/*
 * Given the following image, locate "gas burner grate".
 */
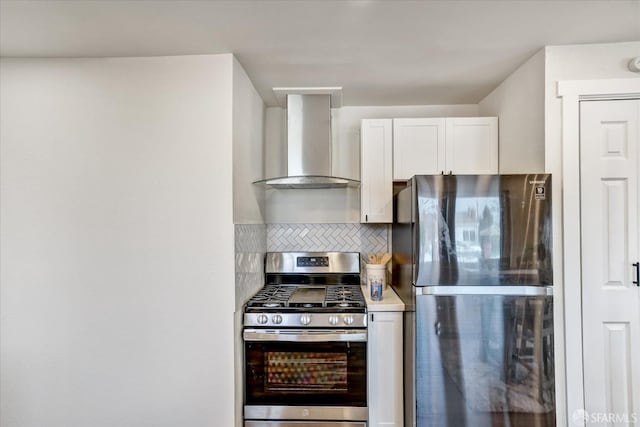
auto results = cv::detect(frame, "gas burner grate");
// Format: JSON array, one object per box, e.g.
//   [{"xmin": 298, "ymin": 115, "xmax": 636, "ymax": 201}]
[
  {"xmin": 246, "ymin": 284, "xmax": 366, "ymax": 310},
  {"xmin": 325, "ymin": 285, "xmax": 366, "ymax": 308},
  {"xmin": 245, "ymin": 285, "xmax": 295, "ymax": 308}
]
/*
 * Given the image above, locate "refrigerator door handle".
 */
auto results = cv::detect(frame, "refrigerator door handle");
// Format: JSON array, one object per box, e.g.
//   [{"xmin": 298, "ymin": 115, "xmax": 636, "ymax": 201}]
[
  {"xmin": 434, "ymin": 321, "xmax": 441, "ymax": 336},
  {"xmin": 415, "ymin": 285, "xmax": 553, "ymax": 296}
]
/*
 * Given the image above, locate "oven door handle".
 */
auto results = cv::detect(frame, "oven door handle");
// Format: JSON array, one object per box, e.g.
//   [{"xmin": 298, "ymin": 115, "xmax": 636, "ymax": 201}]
[{"xmin": 243, "ymin": 329, "xmax": 367, "ymax": 342}]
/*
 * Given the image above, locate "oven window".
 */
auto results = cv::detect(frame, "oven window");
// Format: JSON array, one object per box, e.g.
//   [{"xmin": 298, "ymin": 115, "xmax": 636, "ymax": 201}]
[
  {"xmin": 265, "ymin": 352, "xmax": 348, "ymax": 392},
  {"xmin": 245, "ymin": 341, "xmax": 366, "ymax": 406}
]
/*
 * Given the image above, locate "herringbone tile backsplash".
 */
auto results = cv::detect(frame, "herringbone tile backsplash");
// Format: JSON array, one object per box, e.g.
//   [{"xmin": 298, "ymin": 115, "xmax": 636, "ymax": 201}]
[
  {"xmin": 235, "ymin": 223, "xmax": 390, "ymax": 305},
  {"xmin": 267, "ymin": 223, "xmax": 389, "ymax": 254}
]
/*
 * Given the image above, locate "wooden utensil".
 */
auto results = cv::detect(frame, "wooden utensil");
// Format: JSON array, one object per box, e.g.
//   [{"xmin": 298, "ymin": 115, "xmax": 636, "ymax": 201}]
[{"xmin": 379, "ymin": 253, "xmax": 391, "ymax": 265}]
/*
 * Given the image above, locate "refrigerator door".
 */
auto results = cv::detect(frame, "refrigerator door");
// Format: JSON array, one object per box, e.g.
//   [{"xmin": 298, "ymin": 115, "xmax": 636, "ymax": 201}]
[
  {"xmin": 412, "ymin": 174, "xmax": 552, "ymax": 287},
  {"xmin": 415, "ymin": 293, "xmax": 555, "ymax": 427}
]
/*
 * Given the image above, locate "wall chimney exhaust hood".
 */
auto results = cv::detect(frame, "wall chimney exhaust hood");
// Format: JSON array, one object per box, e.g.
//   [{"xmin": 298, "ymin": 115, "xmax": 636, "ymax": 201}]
[{"xmin": 253, "ymin": 88, "xmax": 359, "ymax": 189}]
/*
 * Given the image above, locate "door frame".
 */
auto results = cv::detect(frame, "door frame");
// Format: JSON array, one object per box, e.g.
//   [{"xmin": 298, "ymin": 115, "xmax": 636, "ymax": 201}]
[{"xmin": 557, "ymin": 78, "xmax": 640, "ymax": 426}]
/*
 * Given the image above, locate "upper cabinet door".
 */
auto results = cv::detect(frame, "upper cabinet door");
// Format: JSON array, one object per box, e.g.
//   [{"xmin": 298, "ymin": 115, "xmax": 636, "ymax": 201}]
[
  {"xmin": 445, "ymin": 117, "xmax": 498, "ymax": 174},
  {"xmin": 361, "ymin": 119, "xmax": 393, "ymax": 223},
  {"xmin": 393, "ymin": 118, "xmax": 446, "ymax": 180}
]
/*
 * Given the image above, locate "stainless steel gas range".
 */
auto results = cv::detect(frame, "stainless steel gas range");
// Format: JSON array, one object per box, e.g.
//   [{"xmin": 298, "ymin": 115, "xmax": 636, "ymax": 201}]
[{"xmin": 243, "ymin": 252, "xmax": 368, "ymax": 427}]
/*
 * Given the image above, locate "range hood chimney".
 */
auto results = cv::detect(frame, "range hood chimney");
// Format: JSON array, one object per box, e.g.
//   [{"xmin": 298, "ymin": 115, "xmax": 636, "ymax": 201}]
[{"xmin": 254, "ymin": 91, "xmax": 359, "ymax": 189}]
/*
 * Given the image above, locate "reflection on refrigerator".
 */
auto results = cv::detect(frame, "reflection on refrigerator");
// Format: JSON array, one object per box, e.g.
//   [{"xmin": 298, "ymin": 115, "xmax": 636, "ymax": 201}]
[{"xmin": 416, "ymin": 294, "xmax": 554, "ymax": 427}]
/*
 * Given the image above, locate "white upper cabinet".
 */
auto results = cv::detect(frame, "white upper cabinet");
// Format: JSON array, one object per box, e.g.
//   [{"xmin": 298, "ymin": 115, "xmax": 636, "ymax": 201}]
[
  {"xmin": 393, "ymin": 118, "xmax": 446, "ymax": 180},
  {"xmin": 392, "ymin": 117, "xmax": 498, "ymax": 180},
  {"xmin": 361, "ymin": 116, "xmax": 498, "ymax": 223},
  {"xmin": 360, "ymin": 119, "xmax": 393, "ymax": 223},
  {"xmin": 445, "ymin": 117, "xmax": 498, "ymax": 174}
]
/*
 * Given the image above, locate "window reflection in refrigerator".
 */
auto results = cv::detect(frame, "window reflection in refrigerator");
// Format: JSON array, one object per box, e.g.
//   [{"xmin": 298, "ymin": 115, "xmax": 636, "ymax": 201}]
[{"xmin": 454, "ymin": 197, "xmax": 501, "ymax": 270}]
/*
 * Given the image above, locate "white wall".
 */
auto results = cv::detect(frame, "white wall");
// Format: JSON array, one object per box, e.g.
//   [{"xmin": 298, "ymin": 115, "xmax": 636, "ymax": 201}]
[
  {"xmin": 0, "ymin": 55, "xmax": 236, "ymax": 427},
  {"xmin": 264, "ymin": 104, "xmax": 479, "ymax": 223},
  {"xmin": 479, "ymin": 49, "xmax": 545, "ymax": 173},
  {"xmin": 478, "ymin": 41, "xmax": 640, "ymax": 176},
  {"xmin": 230, "ymin": 56, "xmax": 266, "ymax": 427},
  {"xmin": 545, "ymin": 41, "xmax": 640, "ymax": 182},
  {"xmin": 233, "ymin": 57, "xmax": 265, "ymax": 224}
]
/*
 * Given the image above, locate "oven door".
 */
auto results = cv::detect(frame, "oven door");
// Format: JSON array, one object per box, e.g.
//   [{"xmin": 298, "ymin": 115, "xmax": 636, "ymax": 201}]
[{"xmin": 243, "ymin": 329, "xmax": 367, "ymax": 421}]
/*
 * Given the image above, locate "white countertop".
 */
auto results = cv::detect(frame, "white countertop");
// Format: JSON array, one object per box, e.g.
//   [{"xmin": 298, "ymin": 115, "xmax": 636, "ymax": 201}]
[{"xmin": 362, "ymin": 284, "xmax": 405, "ymax": 311}]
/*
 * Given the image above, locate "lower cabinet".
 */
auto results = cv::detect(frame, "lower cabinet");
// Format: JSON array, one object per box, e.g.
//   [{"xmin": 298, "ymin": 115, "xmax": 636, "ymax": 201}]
[{"xmin": 368, "ymin": 310, "xmax": 403, "ymax": 426}]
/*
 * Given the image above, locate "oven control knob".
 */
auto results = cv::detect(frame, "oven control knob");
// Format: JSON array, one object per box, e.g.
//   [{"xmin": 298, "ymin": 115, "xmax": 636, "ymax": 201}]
[
  {"xmin": 257, "ymin": 314, "xmax": 269, "ymax": 325},
  {"xmin": 272, "ymin": 314, "xmax": 283, "ymax": 325},
  {"xmin": 343, "ymin": 315, "xmax": 354, "ymax": 326},
  {"xmin": 329, "ymin": 315, "xmax": 339, "ymax": 326},
  {"xmin": 300, "ymin": 314, "xmax": 312, "ymax": 326}
]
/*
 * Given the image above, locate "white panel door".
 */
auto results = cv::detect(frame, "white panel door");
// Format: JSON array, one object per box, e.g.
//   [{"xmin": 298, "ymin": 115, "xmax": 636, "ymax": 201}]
[
  {"xmin": 361, "ymin": 119, "xmax": 393, "ymax": 223},
  {"xmin": 580, "ymin": 99, "xmax": 640, "ymax": 426},
  {"xmin": 445, "ymin": 117, "xmax": 498, "ymax": 174},
  {"xmin": 392, "ymin": 118, "xmax": 446, "ymax": 180}
]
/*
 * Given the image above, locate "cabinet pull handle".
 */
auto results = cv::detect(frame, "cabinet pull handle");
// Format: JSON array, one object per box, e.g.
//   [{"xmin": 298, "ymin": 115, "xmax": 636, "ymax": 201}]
[
  {"xmin": 634, "ymin": 262, "xmax": 639, "ymax": 286},
  {"xmin": 365, "ymin": 214, "xmax": 368, "ymax": 222},
  {"xmin": 371, "ymin": 313, "xmax": 375, "ymax": 322}
]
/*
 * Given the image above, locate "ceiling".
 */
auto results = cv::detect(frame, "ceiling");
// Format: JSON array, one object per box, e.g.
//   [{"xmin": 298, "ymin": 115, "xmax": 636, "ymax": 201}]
[{"xmin": 1, "ymin": 0, "xmax": 639, "ymax": 106}]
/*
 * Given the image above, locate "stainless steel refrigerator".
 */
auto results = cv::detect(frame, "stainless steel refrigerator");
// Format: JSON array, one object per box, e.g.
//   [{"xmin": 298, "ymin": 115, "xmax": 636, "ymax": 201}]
[{"xmin": 392, "ymin": 174, "xmax": 555, "ymax": 427}]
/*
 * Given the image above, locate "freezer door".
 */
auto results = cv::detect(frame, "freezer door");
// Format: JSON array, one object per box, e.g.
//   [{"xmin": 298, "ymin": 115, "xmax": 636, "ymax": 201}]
[
  {"xmin": 414, "ymin": 294, "xmax": 555, "ymax": 427},
  {"xmin": 412, "ymin": 174, "xmax": 552, "ymax": 287}
]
